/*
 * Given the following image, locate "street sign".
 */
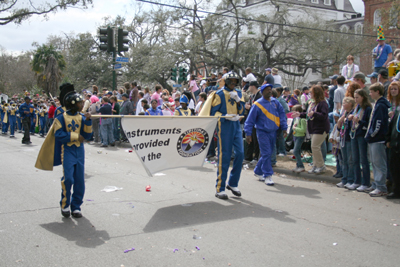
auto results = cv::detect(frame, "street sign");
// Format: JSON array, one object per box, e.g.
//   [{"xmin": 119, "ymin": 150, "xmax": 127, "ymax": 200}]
[
  {"xmin": 116, "ymin": 57, "xmax": 129, "ymax": 62},
  {"xmin": 173, "ymin": 84, "xmax": 182, "ymax": 87},
  {"xmin": 114, "ymin": 64, "xmax": 122, "ymax": 69}
]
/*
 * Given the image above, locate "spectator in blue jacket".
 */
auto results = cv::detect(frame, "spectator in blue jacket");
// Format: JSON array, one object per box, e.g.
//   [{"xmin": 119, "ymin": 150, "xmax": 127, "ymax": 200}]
[{"xmin": 365, "ymin": 83, "xmax": 391, "ymax": 197}]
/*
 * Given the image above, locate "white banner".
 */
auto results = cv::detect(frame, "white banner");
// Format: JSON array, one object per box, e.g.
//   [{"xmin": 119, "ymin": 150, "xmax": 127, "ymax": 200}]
[{"xmin": 121, "ymin": 116, "xmax": 219, "ymax": 176}]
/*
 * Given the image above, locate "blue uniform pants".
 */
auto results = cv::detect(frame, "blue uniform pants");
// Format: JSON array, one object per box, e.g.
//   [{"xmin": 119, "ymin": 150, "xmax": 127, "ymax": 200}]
[
  {"xmin": 215, "ymin": 120, "xmax": 244, "ymax": 192},
  {"xmin": 2, "ymin": 121, "xmax": 9, "ymax": 133},
  {"xmin": 39, "ymin": 117, "xmax": 46, "ymax": 135},
  {"xmin": 17, "ymin": 117, "xmax": 22, "ymax": 131},
  {"xmin": 9, "ymin": 116, "xmax": 16, "ymax": 136},
  {"xmin": 255, "ymin": 130, "xmax": 276, "ymax": 177},
  {"xmin": 60, "ymin": 145, "xmax": 85, "ymax": 212},
  {"xmin": 30, "ymin": 119, "xmax": 35, "ymax": 133}
]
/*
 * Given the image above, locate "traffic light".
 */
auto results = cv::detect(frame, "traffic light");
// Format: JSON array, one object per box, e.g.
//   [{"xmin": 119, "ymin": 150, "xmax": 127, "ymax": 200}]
[
  {"xmin": 178, "ymin": 67, "xmax": 187, "ymax": 83},
  {"xmin": 117, "ymin": 28, "xmax": 129, "ymax": 53},
  {"xmin": 99, "ymin": 27, "xmax": 114, "ymax": 52},
  {"xmin": 171, "ymin": 67, "xmax": 177, "ymax": 82}
]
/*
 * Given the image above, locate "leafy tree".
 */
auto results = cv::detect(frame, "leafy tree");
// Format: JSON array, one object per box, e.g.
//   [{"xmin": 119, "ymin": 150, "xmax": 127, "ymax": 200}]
[
  {"xmin": 31, "ymin": 44, "xmax": 66, "ymax": 96},
  {"xmin": 0, "ymin": 0, "xmax": 92, "ymax": 25},
  {"xmin": 0, "ymin": 46, "xmax": 36, "ymax": 95}
]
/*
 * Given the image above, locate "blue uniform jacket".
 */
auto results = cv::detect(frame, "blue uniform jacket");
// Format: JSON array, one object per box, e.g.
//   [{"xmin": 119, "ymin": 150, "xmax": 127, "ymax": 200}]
[
  {"xmin": 55, "ymin": 106, "xmax": 66, "ymax": 118},
  {"xmin": 53, "ymin": 111, "xmax": 93, "ymax": 165},
  {"xmin": 210, "ymin": 87, "xmax": 244, "ymax": 122},
  {"xmin": 244, "ymin": 97, "xmax": 287, "ymax": 136},
  {"xmin": 18, "ymin": 102, "xmax": 34, "ymax": 119}
]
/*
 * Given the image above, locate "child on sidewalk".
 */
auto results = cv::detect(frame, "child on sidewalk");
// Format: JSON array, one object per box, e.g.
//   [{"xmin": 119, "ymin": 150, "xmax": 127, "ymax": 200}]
[{"xmin": 291, "ymin": 105, "xmax": 307, "ymax": 173}]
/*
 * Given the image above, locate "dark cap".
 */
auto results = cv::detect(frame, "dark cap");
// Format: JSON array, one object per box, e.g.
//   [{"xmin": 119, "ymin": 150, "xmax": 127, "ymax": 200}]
[
  {"xmin": 283, "ymin": 87, "xmax": 290, "ymax": 91},
  {"xmin": 249, "ymin": 81, "xmax": 259, "ymax": 88},
  {"xmin": 367, "ymin": 72, "xmax": 378, "ymax": 78},
  {"xmin": 106, "ymin": 91, "xmax": 113, "ymax": 95},
  {"xmin": 329, "ymin": 74, "xmax": 338, "ymax": 80},
  {"xmin": 353, "ymin": 72, "xmax": 366, "ymax": 81},
  {"xmin": 121, "ymin": 93, "xmax": 129, "ymax": 98},
  {"xmin": 24, "ymin": 96, "xmax": 31, "ymax": 100},
  {"xmin": 302, "ymin": 86, "xmax": 309, "ymax": 92},
  {"xmin": 378, "ymin": 69, "xmax": 388, "ymax": 78}
]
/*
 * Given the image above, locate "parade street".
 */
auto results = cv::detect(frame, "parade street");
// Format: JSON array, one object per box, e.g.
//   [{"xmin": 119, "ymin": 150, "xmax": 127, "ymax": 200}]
[{"xmin": 0, "ymin": 134, "xmax": 399, "ymax": 267}]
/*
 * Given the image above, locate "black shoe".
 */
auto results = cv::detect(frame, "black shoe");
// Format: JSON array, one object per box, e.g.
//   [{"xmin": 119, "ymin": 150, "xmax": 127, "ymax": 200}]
[
  {"xmin": 333, "ymin": 174, "xmax": 342, "ymax": 178},
  {"xmin": 387, "ymin": 193, "xmax": 400, "ymax": 199},
  {"xmin": 215, "ymin": 191, "xmax": 228, "ymax": 199},
  {"xmin": 22, "ymin": 141, "xmax": 32, "ymax": 144},
  {"xmin": 61, "ymin": 209, "xmax": 70, "ymax": 218},
  {"xmin": 71, "ymin": 211, "xmax": 82, "ymax": 218},
  {"xmin": 110, "ymin": 142, "xmax": 115, "ymax": 147},
  {"xmin": 100, "ymin": 144, "xmax": 108, "ymax": 147},
  {"xmin": 226, "ymin": 185, "xmax": 241, "ymax": 197}
]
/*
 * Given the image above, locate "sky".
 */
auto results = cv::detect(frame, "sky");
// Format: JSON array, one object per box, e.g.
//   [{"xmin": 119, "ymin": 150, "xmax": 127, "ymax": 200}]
[{"xmin": 0, "ymin": 0, "xmax": 365, "ymax": 54}]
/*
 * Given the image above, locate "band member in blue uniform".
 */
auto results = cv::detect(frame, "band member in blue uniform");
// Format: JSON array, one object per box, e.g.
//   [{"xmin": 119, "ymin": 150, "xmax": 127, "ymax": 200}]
[
  {"xmin": 38, "ymin": 103, "xmax": 48, "ymax": 137},
  {"xmin": 16, "ymin": 105, "xmax": 22, "ymax": 133},
  {"xmin": 174, "ymin": 95, "xmax": 192, "ymax": 116},
  {"xmin": 244, "ymin": 84, "xmax": 288, "ymax": 186},
  {"xmin": 2, "ymin": 103, "xmax": 9, "ymax": 134},
  {"xmin": 8, "ymin": 102, "xmax": 18, "ymax": 138},
  {"xmin": 209, "ymin": 72, "xmax": 245, "ymax": 199},
  {"xmin": 35, "ymin": 86, "xmax": 92, "ymax": 219},
  {"xmin": 19, "ymin": 96, "xmax": 34, "ymax": 144}
]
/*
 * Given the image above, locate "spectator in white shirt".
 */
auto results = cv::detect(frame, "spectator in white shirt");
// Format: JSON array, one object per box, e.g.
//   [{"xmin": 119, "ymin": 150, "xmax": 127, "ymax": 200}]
[{"xmin": 341, "ymin": 55, "xmax": 359, "ymax": 80}]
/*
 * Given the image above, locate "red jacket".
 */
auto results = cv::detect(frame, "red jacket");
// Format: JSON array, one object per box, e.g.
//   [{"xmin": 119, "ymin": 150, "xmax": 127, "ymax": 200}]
[{"xmin": 48, "ymin": 105, "xmax": 56, "ymax": 119}]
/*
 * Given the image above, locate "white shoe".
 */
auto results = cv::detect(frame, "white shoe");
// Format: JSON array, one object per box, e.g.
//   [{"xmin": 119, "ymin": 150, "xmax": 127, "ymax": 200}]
[
  {"xmin": 254, "ymin": 173, "xmax": 265, "ymax": 181},
  {"xmin": 314, "ymin": 166, "xmax": 326, "ymax": 174},
  {"xmin": 346, "ymin": 183, "xmax": 360, "ymax": 190},
  {"xmin": 365, "ymin": 186, "xmax": 375, "ymax": 193},
  {"xmin": 278, "ymin": 153, "xmax": 285, "ymax": 157},
  {"xmin": 265, "ymin": 176, "xmax": 274, "ymax": 186},
  {"xmin": 294, "ymin": 167, "xmax": 305, "ymax": 173},
  {"xmin": 369, "ymin": 189, "xmax": 388, "ymax": 197},
  {"xmin": 336, "ymin": 182, "xmax": 345, "ymax": 188},
  {"xmin": 215, "ymin": 191, "xmax": 228, "ymax": 199},
  {"xmin": 308, "ymin": 166, "xmax": 317, "ymax": 174},
  {"xmin": 356, "ymin": 185, "xmax": 369, "ymax": 192},
  {"xmin": 344, "ymin": 183, "xmax": 352, "ymax": 189}
]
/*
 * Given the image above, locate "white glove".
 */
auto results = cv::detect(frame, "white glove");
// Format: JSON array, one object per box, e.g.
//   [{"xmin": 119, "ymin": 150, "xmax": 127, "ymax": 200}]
[
  {"xmin": 226, "ymin": 114, "xmax": 240, "ymax": 121},
  {"xmin": 229, "ymin": 91, "xmax": 241, "ymax": 103}
]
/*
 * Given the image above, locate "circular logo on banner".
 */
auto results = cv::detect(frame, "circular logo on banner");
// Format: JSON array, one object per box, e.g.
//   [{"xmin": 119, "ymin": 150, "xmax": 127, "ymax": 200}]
[{"xmin": 177, "ymin": 128, "xmax": 209, "ymax": 157}]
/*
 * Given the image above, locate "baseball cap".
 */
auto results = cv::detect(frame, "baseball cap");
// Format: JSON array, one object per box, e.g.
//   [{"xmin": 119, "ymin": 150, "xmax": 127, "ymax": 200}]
[
  {"xmin": 353, "ymin": 72, "xmax": 366, "ymax": 80},
  {"xmin": 329, "ymin": 74, "xmax": 338, "ymax": 80},
  {"xmin": 378, "ymin": 69, "xmax": 388, "ymax": 78},
  {"xmin": 106, "ymin": 91, "xmax": 113, "ymax": 95},
  {"xmin": 367, "ymin": 72, "xmax": 378, "ymax": 78},
  {"xmin": 121, "ymin": 93, "xmax": 129, "ymax": 98},
  {"xmin": 265, "ymin": 68, "xmax": 272, "ymax": 72}
]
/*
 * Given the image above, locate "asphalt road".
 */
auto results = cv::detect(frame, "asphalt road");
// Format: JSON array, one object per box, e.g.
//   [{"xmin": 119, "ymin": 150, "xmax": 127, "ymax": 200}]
[{"xmin": 0, "ymin": 132, "xmax": 399, "ymax": 267}]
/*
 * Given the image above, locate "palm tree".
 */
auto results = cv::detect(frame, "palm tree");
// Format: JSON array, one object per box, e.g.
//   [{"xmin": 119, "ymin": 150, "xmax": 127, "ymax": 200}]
[{"xmin": 31, "ymin": 44, "xmax": 66, "ymax": 96}]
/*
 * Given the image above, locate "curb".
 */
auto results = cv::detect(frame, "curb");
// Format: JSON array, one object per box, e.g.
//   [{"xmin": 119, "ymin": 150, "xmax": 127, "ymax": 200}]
[{"xmin": 272, "ymin": 167, "xmax": 340, "ymax": 184}]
